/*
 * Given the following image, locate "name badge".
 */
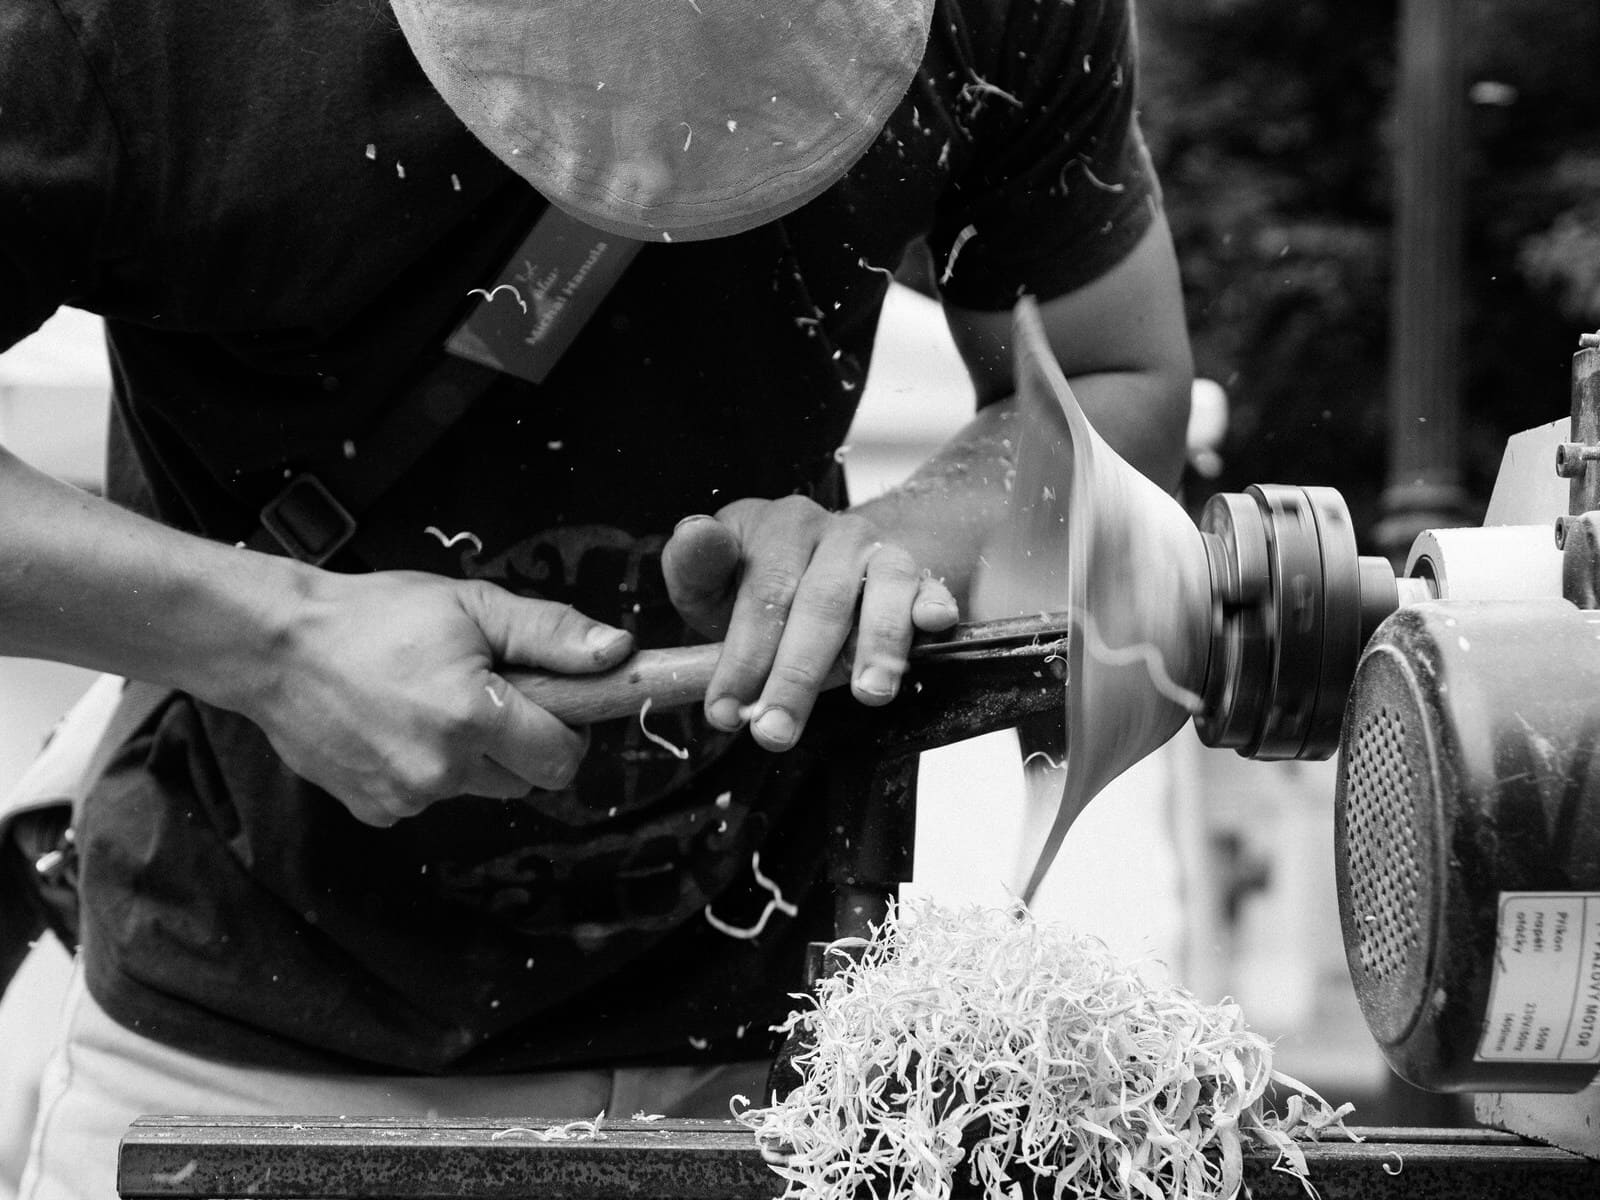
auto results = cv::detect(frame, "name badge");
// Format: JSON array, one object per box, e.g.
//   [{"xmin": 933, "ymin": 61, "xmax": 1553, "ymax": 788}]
[{"xmin": 447, "ymin": 206, "xmax": 643, "ymax": 384}]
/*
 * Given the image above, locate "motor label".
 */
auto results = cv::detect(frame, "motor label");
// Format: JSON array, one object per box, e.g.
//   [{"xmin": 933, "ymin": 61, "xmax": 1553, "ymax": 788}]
[{"xmin": 1476, "ymin": 892, "xmax": 1600, "ymax": 1063}]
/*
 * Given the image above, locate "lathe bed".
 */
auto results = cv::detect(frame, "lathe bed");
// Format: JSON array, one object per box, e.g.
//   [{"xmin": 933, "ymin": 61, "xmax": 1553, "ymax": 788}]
[{"xmin": 119, "ymin": 1116, "xmax": 1600, "ymax": 1200}]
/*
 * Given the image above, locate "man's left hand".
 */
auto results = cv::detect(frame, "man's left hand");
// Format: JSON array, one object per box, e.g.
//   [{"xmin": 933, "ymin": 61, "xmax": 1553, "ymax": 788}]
[{"xmin": 661, "ymin": 497, "xmax": 958, "ymax": 750}]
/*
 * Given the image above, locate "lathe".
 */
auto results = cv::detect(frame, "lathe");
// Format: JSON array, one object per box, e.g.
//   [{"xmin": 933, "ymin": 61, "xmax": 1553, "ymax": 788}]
[{"xmin": 118, "ymin": 312, "xmax": 1600, "ymax": 1197}]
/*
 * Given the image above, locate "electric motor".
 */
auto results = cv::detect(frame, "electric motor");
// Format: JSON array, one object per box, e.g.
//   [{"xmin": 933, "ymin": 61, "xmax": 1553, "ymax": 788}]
[{"xmin": 1335, "ymin": 599, "xmax": 1600, "ymax": 1093}]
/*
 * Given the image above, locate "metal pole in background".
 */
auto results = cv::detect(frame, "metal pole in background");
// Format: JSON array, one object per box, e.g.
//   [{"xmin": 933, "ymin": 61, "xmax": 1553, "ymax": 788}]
[
  {"xmin": 1374, "ymin": 0, "xmax": 1476, "ymax": 1126},
  {"xmin": 1376, "ymin": 0, "xmax": 1475, "ymax": 562}
]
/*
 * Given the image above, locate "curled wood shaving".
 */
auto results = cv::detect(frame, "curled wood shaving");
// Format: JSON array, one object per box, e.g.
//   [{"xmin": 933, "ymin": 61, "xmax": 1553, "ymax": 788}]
[
  {"xmin": 705, "ymin": 851, "xmax": 799, "ymax": 940},
  {"xmin": 149, "ymin": 1162, "xmax": 198, "ymax": 1186},
  {"xmin": 738, "ymin": 901, "xmax": 1354, "ymax": 1200},
  {"xmin": 465, "ymin": 284, "xmax": 528, "ymax": 314},
  {"xmin": 941, "ymin": 225, "xmax": 977, "ymax": 285},
  {"xmin": 1073, "ymin": 155, "xmax": 1126, "ymax": 194},
  {"xmin": 423, "ymin": 525, "xmax": 484, "ymax": 554},
  {"xmin": 639, "ymin": 697, "xmax": 690, "ymax": 760},
  {"xmin": 491, "ymin": 1112, "xmax": 606, "ymax": 1141}
]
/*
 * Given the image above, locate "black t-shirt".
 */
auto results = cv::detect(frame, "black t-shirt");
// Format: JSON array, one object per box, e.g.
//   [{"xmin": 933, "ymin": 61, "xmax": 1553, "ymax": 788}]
[{"xmin": 1, "ymin": 0, "xmax": 1157, "ymax": 1071}]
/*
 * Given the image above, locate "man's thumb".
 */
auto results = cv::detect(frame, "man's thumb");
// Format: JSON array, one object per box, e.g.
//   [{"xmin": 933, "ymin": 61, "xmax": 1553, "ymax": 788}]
[
  {"xmin": 662, "ymin": 514, "xmax": 742, "ymax": 637},
  {"xmin": 464, "ymin": 581, "xmax": 633, "ymax": 673}
]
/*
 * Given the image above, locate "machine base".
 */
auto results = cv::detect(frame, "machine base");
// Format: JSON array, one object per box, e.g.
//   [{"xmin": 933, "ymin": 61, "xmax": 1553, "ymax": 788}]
[
  {"xmin": 1477, "ymin": 1078, "xmax": 1600, "ymax": 1159},
  {"xmin": 118, "ymin": 1116, "xmax": 1600, "ymax": 1199}
]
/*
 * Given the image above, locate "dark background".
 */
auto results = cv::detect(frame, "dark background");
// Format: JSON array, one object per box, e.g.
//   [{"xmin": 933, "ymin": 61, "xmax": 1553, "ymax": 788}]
[{"xmin": 1137, "ymin": 0, "xmax": 1600, "ymax": 541}]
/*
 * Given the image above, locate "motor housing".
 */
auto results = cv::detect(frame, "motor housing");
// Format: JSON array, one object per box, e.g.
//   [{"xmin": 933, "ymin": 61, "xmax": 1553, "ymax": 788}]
[{"xmin": 1335, "ymin": 598, "xmax": 1600, "ymax": 1092}]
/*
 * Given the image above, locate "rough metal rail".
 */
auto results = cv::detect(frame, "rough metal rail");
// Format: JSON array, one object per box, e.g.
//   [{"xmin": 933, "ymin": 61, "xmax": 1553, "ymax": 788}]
[{"xmin": 120, "ymin": 1117, "xmax": 1600, "ymax": 1200}]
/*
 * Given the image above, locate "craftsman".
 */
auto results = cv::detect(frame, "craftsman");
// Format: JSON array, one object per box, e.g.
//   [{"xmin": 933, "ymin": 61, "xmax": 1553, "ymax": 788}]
[{"xmin": 0, "ymin": 1, "xmax": 1191, "ymax": 1197}]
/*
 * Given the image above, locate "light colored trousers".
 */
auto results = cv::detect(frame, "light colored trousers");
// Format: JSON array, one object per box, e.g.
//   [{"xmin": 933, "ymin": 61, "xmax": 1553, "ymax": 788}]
[{"xmin": 7, "ymin": 953, "xmax": 768, "ymax": 1200}]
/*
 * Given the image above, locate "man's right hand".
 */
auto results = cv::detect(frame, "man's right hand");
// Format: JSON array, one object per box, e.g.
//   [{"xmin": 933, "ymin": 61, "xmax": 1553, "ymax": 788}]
[
  {"xmin": 230, "ymin": 571, "xmax": 634, "ymax": 826},
  {"xmin": 0, "ymin": 448, "xmax": 635, "ymax": 827}
]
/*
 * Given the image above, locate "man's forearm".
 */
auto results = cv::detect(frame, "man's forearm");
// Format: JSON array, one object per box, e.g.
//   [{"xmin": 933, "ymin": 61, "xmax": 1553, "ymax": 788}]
[
  {"xmin": 0, "ymin": 445, "xmax": 303, "ymax": 707},
  {"xmin": 848, "ymin": 400, "xmax": 1017, "ymax": 609},
  {"xmin": 849, "ymin": 365, "xmax": 1189, "ymax": 612},
  {"xmin": 1069, "ymin": 368, "xmax": 1192, "ymax": 495}
]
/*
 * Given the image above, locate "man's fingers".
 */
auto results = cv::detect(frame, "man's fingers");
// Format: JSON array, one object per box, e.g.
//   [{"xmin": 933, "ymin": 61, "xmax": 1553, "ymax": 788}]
[
  {"xmin": 848, "ymin": 545, "xmax": 924, "ymax": 707},
  {"xmin": 479, "ymin": 676, "xmax": 591, "ymax": 791},
  {"xmin": 744, "ymin": 532, "xmax": 893, "ymax": 747},
  {"xmin": 911, "ymin": 573, "xmax": 960, "ymax": 632},
  {"xmin": 330, "ymin": 676, "xmax": 591, "ymax": 823},
  {"xmin": 661, "ymin": 513, "xmax": 743, "ymax": 638},
  {"xmin": 343, "ymin": 801, "xmax": 403, "ymax": 829},
  {"xmin": 702, "ymin": 511, "xmax": 817, "ymax": 735},
  {"xmin": 461, "ymin": 755, "xmax": 536, "ymax": 800}
]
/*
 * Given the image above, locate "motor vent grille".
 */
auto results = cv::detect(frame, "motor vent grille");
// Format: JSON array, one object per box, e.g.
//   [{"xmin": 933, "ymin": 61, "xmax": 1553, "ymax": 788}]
[{"xmin": 1344, "ymin": 704, "xmax": 1423, "ymax": 984}]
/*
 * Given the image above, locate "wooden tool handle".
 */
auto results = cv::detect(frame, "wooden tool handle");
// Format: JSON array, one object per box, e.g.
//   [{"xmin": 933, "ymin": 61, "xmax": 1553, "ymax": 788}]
[
  {"xmin": 503, "ymin": 644, "xmax": 722, "ymax": 726},
  {"xmin": 500, "ymin": 614, "xmax": 1071, "ymax": 727}
]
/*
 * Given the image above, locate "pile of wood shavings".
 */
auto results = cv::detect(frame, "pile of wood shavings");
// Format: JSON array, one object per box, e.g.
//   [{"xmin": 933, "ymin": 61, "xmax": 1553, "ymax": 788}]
[{"xmin": 737, "ymin": 901, "xmax": 1354, "ymax": 1200}]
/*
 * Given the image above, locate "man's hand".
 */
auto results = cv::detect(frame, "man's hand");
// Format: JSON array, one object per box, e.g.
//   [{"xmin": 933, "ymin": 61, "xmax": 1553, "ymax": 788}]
[
  {"xmin": 236, "ymin": 571, "xmax": 634, "ymax": 826},
  {"xmin": 661, "ymin": 497, "xmax": 959, "ymax": 751},
  {"xmin": 0, "ymin": 449, "xmax": 636, "ymax": 825}
]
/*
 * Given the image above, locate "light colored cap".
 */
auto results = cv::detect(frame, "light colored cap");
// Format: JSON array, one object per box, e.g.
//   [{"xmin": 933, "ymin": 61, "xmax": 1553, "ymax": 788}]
[{"xmin": 391, "ymin": 0, "xmax": 935, "ymax": 241}]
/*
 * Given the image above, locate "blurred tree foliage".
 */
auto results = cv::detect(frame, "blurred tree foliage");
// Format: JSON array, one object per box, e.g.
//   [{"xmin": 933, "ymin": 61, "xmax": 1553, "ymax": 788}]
[{"xmin": 1137, "ymin": 0, "xmax": 1600, "ymax": 540}]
